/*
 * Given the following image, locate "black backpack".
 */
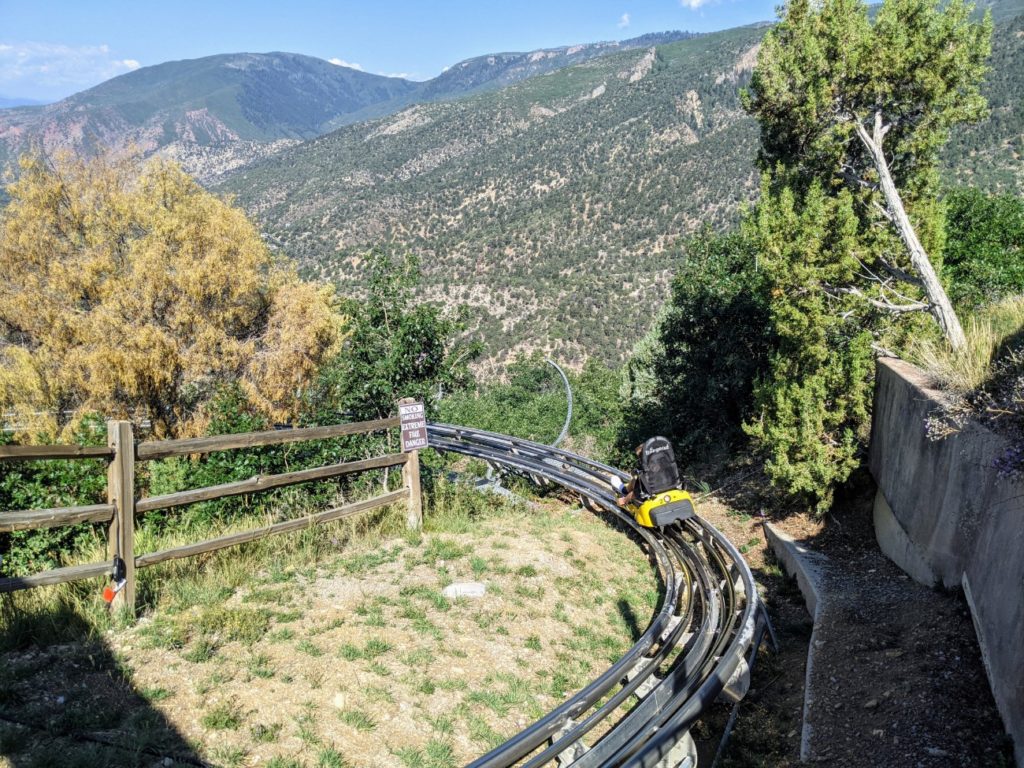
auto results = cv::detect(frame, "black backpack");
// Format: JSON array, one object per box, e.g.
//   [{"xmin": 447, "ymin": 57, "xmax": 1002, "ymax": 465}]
[{"xmin": 637, "ymin": 436, "xmax": 681, "ymax": 497}]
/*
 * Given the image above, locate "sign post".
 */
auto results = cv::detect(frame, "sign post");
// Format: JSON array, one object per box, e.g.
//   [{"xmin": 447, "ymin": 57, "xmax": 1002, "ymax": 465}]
[{"xmin": 398, "ymin": 399, "xmax": 425, "ymax": 529}]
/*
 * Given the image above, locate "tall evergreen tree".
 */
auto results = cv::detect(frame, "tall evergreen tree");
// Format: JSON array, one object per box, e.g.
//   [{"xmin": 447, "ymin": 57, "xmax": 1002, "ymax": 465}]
[
  {"xmin": 741, "ymin": 0, "xmax": 992, "ymax": 509},
  {"xmin": 745, "ymin": 0, "xmax": 991, "ymax": 347}
]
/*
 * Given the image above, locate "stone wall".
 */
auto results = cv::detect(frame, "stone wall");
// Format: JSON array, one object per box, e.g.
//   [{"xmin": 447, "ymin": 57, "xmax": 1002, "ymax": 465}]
[{"xmin": 869, "ymin": 357, "xmax": 1023, "ymax": 766}]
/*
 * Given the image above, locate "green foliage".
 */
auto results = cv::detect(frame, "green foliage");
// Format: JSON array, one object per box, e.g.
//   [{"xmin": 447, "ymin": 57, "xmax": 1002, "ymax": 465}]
[
  {"xmin": 739, "ymin": 0, "xmax": 994, "ymax": 510},
  {"xmin": 441, "ymin": 355, "xmax": 567, "ymax": 442},
  {"xmin": 0, "ymin": 415, "xmax": 108, "ymax": 575},
  {"xmin": 943, "ymin": 187, "xmax": 1024, "ymax": 307},
  {"xmin": 623, "ymin": 227, "xmax": 773, "ymax": 460},
  {"xmin": 439, "ymin": 354, "xmax": 624, "ymax": 462},
  {"xmin": 316, "ymin": 250, "xmax": 480, "ymax": 422},
  {"xmin": 746, "ymin": 0, "xmax": 991, "ymax": 199},
  {"xmin": 1, "ymin": 253, "xmax": 478, "ymax": 578},
  {"xmin": 942, "ymin": 13, "xmax": 1024, "ymax": 193},
  {"xmin": 744, "ymin": 182, "xmax": 875, "ymax": 511}
]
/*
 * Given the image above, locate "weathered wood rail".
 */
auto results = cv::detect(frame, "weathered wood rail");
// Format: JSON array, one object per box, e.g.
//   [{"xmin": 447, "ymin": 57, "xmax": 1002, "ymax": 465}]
[{"xmin": 0, "ymin": 411, "xmax": 423, "ymax": 615}]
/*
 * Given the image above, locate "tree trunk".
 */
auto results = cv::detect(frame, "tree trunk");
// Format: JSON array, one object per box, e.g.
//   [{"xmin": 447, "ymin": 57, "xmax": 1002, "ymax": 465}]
[{"xmin": 854, "ymin": 113, "xmax": 967, "ymax": 351}]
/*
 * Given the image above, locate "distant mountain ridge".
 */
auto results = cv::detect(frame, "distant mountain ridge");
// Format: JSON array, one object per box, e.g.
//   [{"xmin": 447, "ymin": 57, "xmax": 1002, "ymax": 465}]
[
  {"xmin": 0, "ymin": 31, "xmax": 698, "ymax": 183},
  {"xmin": 218, "ymin": 29, "xmax": 768, "ymax": 365},
  {"xmin": 0, "ymin": 52, "xmax": 416, "ymax": 179},
  {"xmin": 217, "ymin": 9, "xmax": 1022, "ymax": 366},
  {"xmin": 0, "ymin": 96, "xmax": 47, "ymax": 109}
]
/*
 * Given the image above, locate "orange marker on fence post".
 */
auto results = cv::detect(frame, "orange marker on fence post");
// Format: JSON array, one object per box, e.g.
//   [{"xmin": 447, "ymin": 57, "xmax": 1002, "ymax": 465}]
[{"xmin": 106, "ymin": 421, "xmax": 136, "ymax": 617}]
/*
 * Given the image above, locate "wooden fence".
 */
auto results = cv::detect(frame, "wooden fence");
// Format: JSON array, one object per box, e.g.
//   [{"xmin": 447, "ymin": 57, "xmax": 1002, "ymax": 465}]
[{"xmin": 0, "ymin": 413, "xmax": 423, "ymax": 615}]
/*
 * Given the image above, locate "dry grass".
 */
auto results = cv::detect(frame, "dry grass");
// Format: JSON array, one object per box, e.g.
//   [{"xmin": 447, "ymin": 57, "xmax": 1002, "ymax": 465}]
[
  {"xmin": 907, "ymin": 294, "xmax": 1024, "ymax": 393},
  {"xmin": 0, "ymin": 479, "xmax": 658, "ymax": 768}
]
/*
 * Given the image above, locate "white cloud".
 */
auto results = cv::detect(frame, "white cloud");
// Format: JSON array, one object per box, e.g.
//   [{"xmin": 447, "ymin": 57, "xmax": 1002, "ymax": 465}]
[
  {"xmin": 618, "ymin": 13, "xmax": 631, "ymax": 28},
  {"xmin": 328, "ymin": 57, "xmax": 364, "ymax": 70},
  {"xmin": 0, "ymin": 41, "xmax": 143, "ymax": 99},
  {"xmin": 679, "ymin": 0, "xmax": 710, "ymax": 8}
]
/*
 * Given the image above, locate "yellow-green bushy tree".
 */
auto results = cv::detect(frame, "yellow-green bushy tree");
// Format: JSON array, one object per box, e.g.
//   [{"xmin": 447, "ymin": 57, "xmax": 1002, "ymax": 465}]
[{"xmin": 0, "ymin": 153, "xmax": 344, "ymax": 439}]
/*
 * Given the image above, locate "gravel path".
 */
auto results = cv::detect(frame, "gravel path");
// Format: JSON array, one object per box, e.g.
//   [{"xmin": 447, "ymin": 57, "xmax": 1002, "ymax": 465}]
[{"xmin": 775, "ymin": 478, "xmax": 1014, "ymax": 767}]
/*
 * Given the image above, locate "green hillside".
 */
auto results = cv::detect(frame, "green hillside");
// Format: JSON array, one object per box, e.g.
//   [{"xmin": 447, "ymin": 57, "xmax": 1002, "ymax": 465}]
[
  {"xmin": 220, "ymin": 27, "xmax": 767, "ymax": 364},
  {"xmin": 222, "ymin": 9, "xmax": 1022, "ymax": 365},
  {"xmin": 942, "ymin": 12, "xmax": 1024, "ymax": 192}
]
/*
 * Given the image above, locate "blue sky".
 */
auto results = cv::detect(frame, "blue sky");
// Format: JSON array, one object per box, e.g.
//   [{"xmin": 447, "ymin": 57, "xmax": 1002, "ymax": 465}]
[{"xmin": 0, "ymin": 0, "xmax": 780, "ymax": 102}]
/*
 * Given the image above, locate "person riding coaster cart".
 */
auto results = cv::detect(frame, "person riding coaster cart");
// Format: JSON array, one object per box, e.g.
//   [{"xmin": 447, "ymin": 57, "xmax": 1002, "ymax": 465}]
[{"xmin": 611, "ymin": 436, "xmax": 696, "ymax": 529}]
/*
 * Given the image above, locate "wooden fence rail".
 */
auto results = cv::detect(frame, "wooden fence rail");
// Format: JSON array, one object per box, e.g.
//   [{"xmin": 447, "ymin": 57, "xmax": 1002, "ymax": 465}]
[
  {"xmin": 0, "ymin": 407, "xmax": 423, "ymax": 616},
  {"xmin": 0, "ymin": 445, "xmax": 114, "ymax": 460},
  {"xmin": 0, "ymin": 504, "xmax": 116, "ymax": 533}
]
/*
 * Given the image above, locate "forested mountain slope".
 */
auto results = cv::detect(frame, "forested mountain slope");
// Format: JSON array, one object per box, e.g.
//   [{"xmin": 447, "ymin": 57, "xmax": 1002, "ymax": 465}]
[
  {"xmin": 221, "ymin": 28, "xmax": 768, "ymax": 365},
  {"xmin": 223, "ymin": 7, "xmax": 1022, "ymax": 366},
  {"xmin": 942, "ymin": 12, "xmax": 1024, "ymax": 193}
]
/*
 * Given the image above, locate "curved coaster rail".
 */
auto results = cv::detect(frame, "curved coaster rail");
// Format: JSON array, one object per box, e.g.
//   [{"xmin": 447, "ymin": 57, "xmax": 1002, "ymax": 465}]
[{"xmin": 428, "ymin": 423, "xmax": 772, "ymax": 768}]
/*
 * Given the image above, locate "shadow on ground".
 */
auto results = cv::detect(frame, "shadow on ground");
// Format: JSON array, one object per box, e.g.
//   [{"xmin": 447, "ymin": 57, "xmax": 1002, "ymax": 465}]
[{"xmin": 0, "ymin": 597, "xmax": 204, "ymax": 768}]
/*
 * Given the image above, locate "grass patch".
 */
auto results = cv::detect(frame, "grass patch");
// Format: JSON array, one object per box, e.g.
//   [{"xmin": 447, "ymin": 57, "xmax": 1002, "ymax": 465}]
[
  {"xmin": 423, "ymin": 537, "xmax": 470, "ymax": 562},
  {"xmin": 183, "ymin": 637, "xmax": 219, "ymax": 663},
  {"xmin": 251, "ymin": 721, "xmax": 283, "ymax": 743},
  {"xmin": 267, "ymin": 758, "xmax": 305, "ymax": 768},
  {"xmin": 295, "ymin": 708, "xmax": 321, "ymax": 746},
  {"xmin": 400, "ymin": 584, "xmax": 450, "ymax": 611},
  {"xmin": 339, "ymin": 708, "xmax": 377, "ymax": 731},
  {"xmin": 195, "ymin": 606, "xmax": 271, "ymax": 645},
  {"xmin": 365, "ymin": 684, "xmax": 396, "ymax": 703},
  {"xmin": 140, "ymin": 686, "xmax": 173, "ymax": 702},
  {"xmin": 246, "ymin": 652, "xmax": 275, "ymax": 679},
  {"xmin": 394, "ymin": 738, "xmax": 458, "ymax": 768},
  {"xmin": 317, "ymin": 747, "xmax": 351, "ymax": 768},
  {"xmin": 297, "ymin": 638, "xmax": 324, "ymax": 657},
  {"xmin": 201, "ymin": 700, "xmax": 243, "ymax": 730},
  {"xmin": 467, "ymin": 673, "xmax": 535, "ymax": 718},
  {"xmin": 466, "ymin": 713, "xmax": 505, "ymax": 750},
  {"xmin": 210, "ymin": 745, "xmax": 248, "ymax": 767},
  {"xmin": 909, "ymin": 295, "xmax": 1024, "ymax": 392},
  {"xmin": 243, "ymin": 586, "xmax": 292, "ymax": 606}
]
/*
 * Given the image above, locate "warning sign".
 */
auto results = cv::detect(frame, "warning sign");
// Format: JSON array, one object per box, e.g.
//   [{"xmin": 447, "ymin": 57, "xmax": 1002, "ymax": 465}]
[{"xmin": 399, "ymin": 400, "xmax": 427, "ymax": 452}]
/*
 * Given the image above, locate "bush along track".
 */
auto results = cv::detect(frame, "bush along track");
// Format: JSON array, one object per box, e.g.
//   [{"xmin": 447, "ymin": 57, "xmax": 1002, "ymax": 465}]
[{"xmin": 428, "ymin": 423, "xmax": 770, "ymax": 767}]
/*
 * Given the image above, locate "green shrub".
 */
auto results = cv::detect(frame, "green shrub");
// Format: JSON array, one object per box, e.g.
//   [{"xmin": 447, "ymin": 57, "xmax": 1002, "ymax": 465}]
[
  {"xmin": 943, "ymin": 188, "xmax": 1024, "ymax": 309},
  {"xmin": 0, "ymin": 415, "xmax": 108, "ymax": 576},
  {"xmin": 623, "ymin": 227, "xmax": 772, "ymax": 461}
]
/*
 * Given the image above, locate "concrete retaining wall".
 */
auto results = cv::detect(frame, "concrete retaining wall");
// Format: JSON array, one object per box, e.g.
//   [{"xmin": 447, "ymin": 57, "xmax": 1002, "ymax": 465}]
[{"xmin": 869, "ymin": 357, "xmax": 1023, "ymax": 766}]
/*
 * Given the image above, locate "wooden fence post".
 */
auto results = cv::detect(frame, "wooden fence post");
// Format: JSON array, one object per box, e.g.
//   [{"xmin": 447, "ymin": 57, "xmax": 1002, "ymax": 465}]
[
  {"xmin": 107, "ymin": 420, "xmax": 136, "ymax": 617},
  {"xmin": 403, "ymin": 450, "xmax": 423, "ymax": 530},
  {"xmin": 397, "ymin": 397, "xmax": 424, "ymax": 530}
]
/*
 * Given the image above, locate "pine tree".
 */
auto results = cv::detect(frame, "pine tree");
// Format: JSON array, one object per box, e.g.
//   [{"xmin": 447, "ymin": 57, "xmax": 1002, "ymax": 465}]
[
  {"xmin": 740, "ymin": 0, "xmax": 991, "ymax": 509},
  {"xmin": 744, "ymin": 0, "xmax": 991, "ymax": 348}
]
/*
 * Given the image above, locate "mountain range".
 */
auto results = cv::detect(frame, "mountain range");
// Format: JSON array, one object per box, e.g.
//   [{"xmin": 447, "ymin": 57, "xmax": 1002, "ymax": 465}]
[
  {"xmin": 216, "ymin": 10, "xmax": 1022, "ymax": 366},
  {"xmin": 0, "ymin": 31, "xmax": 695, "ymax": 183},
  {"xmin": 217, "ymin": 27, "xmax": 768, "ymax": 366},
  {"xmin": 1, "ymin": 6, "xmax": 1021, "ymax": 367}
]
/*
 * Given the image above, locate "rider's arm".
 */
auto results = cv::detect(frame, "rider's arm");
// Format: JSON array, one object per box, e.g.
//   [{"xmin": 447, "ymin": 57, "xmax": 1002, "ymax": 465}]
[{"xmin": 617, "ymin": 477, "xmax": 637, "ymax": 506}]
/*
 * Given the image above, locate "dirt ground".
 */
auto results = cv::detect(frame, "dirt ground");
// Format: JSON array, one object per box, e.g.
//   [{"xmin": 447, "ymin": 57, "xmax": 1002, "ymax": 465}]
[
  {"xmin": 697, "ymin": 466, "xmax": 1015, "ymax": 768},
  {"xmin": 1, "ymin": 467, "xmax": 1014, "ymax": 768},
  {"xmin": 688, "ymin": 486, "xmax": 811, "ymax": 768},
  {"xmin": 0, "ymin": 498, "xmax": 657, "ymax": 768}
]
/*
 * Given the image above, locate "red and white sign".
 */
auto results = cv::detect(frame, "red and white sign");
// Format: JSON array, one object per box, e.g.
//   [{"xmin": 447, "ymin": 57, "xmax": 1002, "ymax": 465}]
[{"xmin": 399, "ymin": 401, "xmax": 427, "ymax": 452}]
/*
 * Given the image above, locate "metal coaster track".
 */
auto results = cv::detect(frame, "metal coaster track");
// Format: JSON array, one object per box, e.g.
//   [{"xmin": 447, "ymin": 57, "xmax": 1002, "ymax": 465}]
[{"xmin": 427, "ymin": 423, "xmax": 772, "ymax": 768}]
